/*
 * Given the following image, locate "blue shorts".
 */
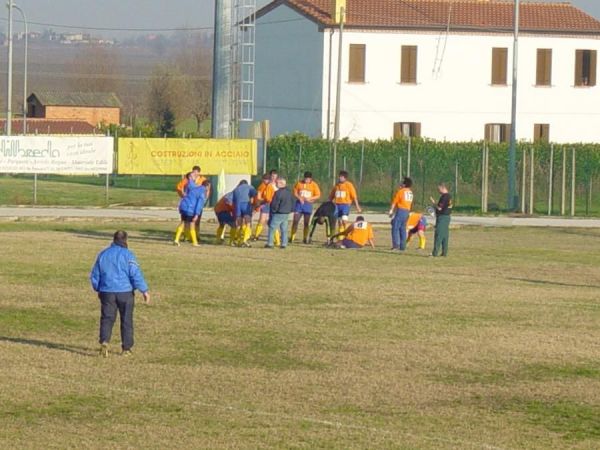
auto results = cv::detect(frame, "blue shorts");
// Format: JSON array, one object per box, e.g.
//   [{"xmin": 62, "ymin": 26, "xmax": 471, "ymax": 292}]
[
  {"xmin": 234, "ymin": 202, "xmax": 253, "ymax": 218},
  {"xmin": 180, "ymin": 213, "xmax": 195, "ymax": 223},
  {"xmin": 336, "ymin": 204, "xmax": 350, "ymax": 218},
  {"xmin": 341, "ymin": 238, "xmax": 362, "ymax": 248},
  {"xmin": 294, "ymin": 201, "xmax": 313, "ymax": 215},
  {"xmin": 216, "ymin": 211, "xmax": 235, "ymax": 226},
  {"xmin": 260, "ymin": 204, "xmax": 270, "ymax": 214}
]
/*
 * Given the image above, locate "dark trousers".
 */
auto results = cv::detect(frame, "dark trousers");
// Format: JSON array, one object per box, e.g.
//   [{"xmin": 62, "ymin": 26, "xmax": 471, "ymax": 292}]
[
  {"xmin": 433, "ymin": 215, "xmax": 451, "ymax": 257},
  {"xmin": 99, "ymin": 292, "xmax": 135, "ymax": 350}
]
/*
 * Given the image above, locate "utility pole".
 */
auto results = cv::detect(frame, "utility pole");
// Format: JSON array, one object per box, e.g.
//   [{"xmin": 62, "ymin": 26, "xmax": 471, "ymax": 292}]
[
  {"xmin": 13, "ymin": 4, "xmax": 28, "ymax": 135},
  {"xmin": 6, "ymin": 0, "xmax": 14, "ymax": 135},
  {"xmin": 508, "ymin": 0, "xmax": 519, "ymax": 210},
  {"xmin": 332, "ymin": 6, "xmax": 345, "ymax": 183}
]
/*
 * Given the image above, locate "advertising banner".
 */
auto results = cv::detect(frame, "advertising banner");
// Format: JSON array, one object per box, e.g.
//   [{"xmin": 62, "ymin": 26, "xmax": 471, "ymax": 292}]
[
  {"xmin": 117, "ymin": 138, "xmax": 257, "ymax": 175},
  {"xmin": 0, "ymin": 136, "xmax": 114, "ymax": 174}
]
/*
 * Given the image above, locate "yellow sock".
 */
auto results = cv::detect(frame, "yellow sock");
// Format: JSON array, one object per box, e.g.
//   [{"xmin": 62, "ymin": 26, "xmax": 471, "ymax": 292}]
[
  {"xmin": 303, "ymin": 227, "xmax": 309, "ymax": 241},
  {"xmin": 338, "ymin": 225, "xmax": 345, "ymax": 234},
  {"xmin": 419, "ymin": 235, "xmax": 426, "ymax": 250},
  {"xmin": 274, "ymin": 230, "xmax": 281, "ymax": 246},
  {"xmin": 174, "ymin": 224, "xmax": 185, "ymax": 243},
  {"xmin": 184, "ymin": 228, "xmax": 192, "ymax": 241},
  {"xmin": 229, "ymin": 228, "xmax": 237, "ymax": 245},
  {"xmin": 189, "ymin": 227, "xmax": 198, "ymax": 245},
  {"xmin": 244, "ymin": 225, "xmax": 252, "ymax": 243},
  {"xmin": 216, "ymin": 225, "xmax": 225, "ymax": 241},
  {"xmin": 254, "ymin": 223, "xmax": 263, "ymax": 239},
  {"xmin": 290, "ymin": 230, "xmax": 296, "ymax": 243}
]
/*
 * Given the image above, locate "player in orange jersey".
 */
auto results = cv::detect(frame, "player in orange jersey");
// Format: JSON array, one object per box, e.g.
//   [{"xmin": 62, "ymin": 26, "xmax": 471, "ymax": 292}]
[
  {"xmin": 330, "ymin": 216, "xmax": 375, "ymax": 249},
  {"xmin": 252, "ymin": 170, "xmax": 278, "ymax": 241},
  {"xmin": 389, "ymin": 177, "xmax": 414, "ymax": 251},
  {"xmin": 290, "ymin": 171, "xmax": 321, "ymax": 244},
  {"xmin": 329, "ymin": 170, "xmax": 361, "ymax": 233}
]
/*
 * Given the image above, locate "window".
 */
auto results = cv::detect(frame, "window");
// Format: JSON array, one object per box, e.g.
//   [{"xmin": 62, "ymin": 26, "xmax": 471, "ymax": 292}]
[
  {"xmin": 484, "ymin": 124, "xmax": 511, "ymax": 143},
  {"xmin": 491, "ymin": 47, "xmax": 508, "ymax": 85},
  {"xmin": 393, "ymin": 122, "xmax": 421, "ymax": 138},
  {"xmin": 534, "ymin": 124, "xmax": 550, "ymax": 143},
  {"xmin": 575, "ymin": 49, "xmax": 597, "ymax": 86},
  {"xmin": 536, "ymin": 49, "xmax": 552, "ymax": 86},
  {"xmin": 401, "ymin": 46, "xmax": 418, "ymax": 84},
  {"xmin": 348, "ymin": 44, "xmax": 366, "ymax": 83}
]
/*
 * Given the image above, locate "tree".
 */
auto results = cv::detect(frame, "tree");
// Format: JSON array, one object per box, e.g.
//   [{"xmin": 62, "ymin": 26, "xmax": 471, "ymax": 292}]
[
  {"xmin": 146, "ymin": 65, "xmax": 186, "ymax": 136},
  {"xmin": 159, "ymin": 108, "xmax": 176, "ymax": 137}
]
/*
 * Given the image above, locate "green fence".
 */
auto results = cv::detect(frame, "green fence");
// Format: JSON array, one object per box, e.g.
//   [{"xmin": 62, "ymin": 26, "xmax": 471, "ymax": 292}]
[{"xmin": 265, "ymin": 134, "xmax": 600, "ymax": 215}]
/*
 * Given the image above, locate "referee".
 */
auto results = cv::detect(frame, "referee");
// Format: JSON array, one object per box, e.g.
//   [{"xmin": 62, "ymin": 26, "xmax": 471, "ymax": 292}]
[{"xmin": 430, "ymin": 183, "xmax": 453, "ymax": 257}]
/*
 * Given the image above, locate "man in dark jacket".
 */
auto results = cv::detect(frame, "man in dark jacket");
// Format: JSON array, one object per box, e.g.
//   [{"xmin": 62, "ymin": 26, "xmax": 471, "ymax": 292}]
[
  {"xmin": 266, "ymin": 178, "xmax": 293, "ymax": 249},
  {"xmin": 430, "ymin": 183, "xmax": 453, "ymax": 257},
  {"xmin": 90, "ymin": 230, "xmax": 150, "ymax": 357}
]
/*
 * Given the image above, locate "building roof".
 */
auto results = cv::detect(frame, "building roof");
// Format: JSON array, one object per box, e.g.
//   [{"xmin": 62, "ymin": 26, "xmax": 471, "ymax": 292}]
[
  {"xmin": 0, "ymin": 119, "xmax": 98, "ymax": 135},
  {"xmin": 28, "ymin": 91, "xmax": 122, "ymax": 108},
  {"xmin": 257, "ymin": 0, "xmax": 600, "ymax": 34}
]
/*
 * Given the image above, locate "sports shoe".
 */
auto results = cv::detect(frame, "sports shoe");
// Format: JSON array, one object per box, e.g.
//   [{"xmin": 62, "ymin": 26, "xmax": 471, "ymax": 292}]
[
  {"xmin": 264, "ymin": 244, "xmax": 274, "ymax": 249},
  {"xmin": 302, "ymin": 238, "xmax": 308, "ymax": 244},
  {"xmin": 241, "ymin": 241, "xmax": 252, "ymax": 248},
  {"xmin": 192, "ymin": 243, "xmax": 200, "ymax": 247},
  {"xmin": 173, "ymin": 241, "xmax": 180, "ymax": 247},
  {"xmin": 99, "ymin": 342, "xmax": 109, "ymax": 358},
  {"xmin": 122, "ymin": 349, "xmax": 133, "ymax": 357}
]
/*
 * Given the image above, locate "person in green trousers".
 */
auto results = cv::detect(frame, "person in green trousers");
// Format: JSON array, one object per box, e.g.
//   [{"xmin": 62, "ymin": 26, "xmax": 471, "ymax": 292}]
[{"xmin": 430, "ymin": 183, "xmax": 453, "ymax": 257}]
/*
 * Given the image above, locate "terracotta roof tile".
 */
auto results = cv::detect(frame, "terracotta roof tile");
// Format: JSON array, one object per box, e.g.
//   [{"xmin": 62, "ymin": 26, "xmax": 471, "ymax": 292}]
[
  {"xmin": 0, "ymin": 119, "xmax": 98, "ymax": 135},
  {"xmin": 261, "ymin": 0, "xmax": 600, "ymax": 33}
]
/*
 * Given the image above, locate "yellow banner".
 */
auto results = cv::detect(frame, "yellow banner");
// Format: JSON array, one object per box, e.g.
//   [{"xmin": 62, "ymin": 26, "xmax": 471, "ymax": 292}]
[{"xmin": 117, "ymin": 138, "xmax": 257, "ymax": 175}]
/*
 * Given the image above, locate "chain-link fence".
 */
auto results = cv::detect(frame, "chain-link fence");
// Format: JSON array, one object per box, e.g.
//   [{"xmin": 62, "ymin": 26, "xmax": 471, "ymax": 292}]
[{"xmin": 265, "ymin": 134, "xmax": 600, "ymax": 216}]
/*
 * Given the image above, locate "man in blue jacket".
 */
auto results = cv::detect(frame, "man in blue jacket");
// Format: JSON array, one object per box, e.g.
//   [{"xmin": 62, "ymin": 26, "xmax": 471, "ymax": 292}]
[{"xmin": 90, "ymin": 230, "xmax": 150, "ymax": 357}]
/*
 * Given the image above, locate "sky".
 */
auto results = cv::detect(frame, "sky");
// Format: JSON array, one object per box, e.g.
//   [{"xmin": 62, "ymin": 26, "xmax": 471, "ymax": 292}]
[{"xmin": 1, "ymin": 0, "xmax": 599, "ymax": 38}]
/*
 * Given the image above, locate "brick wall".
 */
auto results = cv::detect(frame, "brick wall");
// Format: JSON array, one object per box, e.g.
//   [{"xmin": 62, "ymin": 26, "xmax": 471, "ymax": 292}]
[{"xmin": 44, "ymin": 106, "xmax": 120, "ymax": 126}]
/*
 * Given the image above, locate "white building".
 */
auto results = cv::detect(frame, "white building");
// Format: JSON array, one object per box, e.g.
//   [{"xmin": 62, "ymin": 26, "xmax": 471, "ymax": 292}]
[{"xmin": 254, "ymin": 0, "xmax": 600, "ymax": 143}]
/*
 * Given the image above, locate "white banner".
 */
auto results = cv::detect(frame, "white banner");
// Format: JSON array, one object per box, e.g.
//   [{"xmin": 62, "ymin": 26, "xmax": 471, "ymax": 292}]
[{"xmin": 0, "ymin": 136, "xmax": 114, "ymax": 174}]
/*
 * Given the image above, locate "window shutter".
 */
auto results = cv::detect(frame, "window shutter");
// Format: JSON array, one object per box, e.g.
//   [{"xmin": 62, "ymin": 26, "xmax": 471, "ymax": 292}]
[
  {"xmin": 503, "ymin": 124, "xmax": 511, "ymax": 143},
  {"xmin": 414, "ymin": 123, "xmax": 421, "ymax": 138},
  {"xmin": 534, "ymin": 124, "xmax": 541, "ymax": 142},
  {"xmin": 492, "ymin": 48, "xmax": 508, "ymax": 85},
  {"xmin": 575, "ymin": 50, "xmax": 584, "ymax": 86},
  {"xmin": 590, "ymin": 50, "xmax": 597, "ymax": 86},
  {"xmin": 349, "ymin": 44, "xmax": 366, "ymax": 83},
  {"xmin": 484, "ymin": 124, "xmax": 491, "ymax": 142},
  {"xmin": 393, "ymin": 122, "xmax": 402, "ymax": 139},
  {"xmin": 536, "ymin": 49, "xmax": 552, "ymax": 86},
  {"xmin": 401, "ymin": 46, "xmax": 417, "ymax": 83}
]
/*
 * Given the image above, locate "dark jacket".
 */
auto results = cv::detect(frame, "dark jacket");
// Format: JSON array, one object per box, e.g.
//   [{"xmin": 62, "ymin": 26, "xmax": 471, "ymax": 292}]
[{"xmin": 270, "ymin": 187, "xmax": 294, "ymax": 214}]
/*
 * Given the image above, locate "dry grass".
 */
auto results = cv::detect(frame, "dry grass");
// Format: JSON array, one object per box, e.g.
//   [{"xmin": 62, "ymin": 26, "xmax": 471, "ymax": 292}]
[{"xmin": 1, "ymin": 221, "xmax": 600, "ymax": 449}]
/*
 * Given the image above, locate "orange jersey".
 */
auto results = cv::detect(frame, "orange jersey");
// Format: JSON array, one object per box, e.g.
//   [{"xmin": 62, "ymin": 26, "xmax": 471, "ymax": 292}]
[
  {"xmin": 347, "ymin": 221, "xmax": 374, "ymax": 246},
  {"xmin": 330, "ymin": 181, "xmax": 357, "ymax": 205},
  {"xmin": 294, "ymin": 181, "xmax": 320, "ymax": 201},
  {"xmin": 257, "ymin": 182, "xmax": 276, "ymax": 204},
  {"xmin": 214, "ymin": 196, "xmax": 233, "ymax": 214},
  {"xmin": 392, "ymin": 187, "xmax": 413, "ymax": 210},
  {"xmin": 407, "ymin": 212, "xmax": 422, "ymax": 229},
  {"xmin": 176, "ymin": 175, "xmax": 207, "ymax": 198}
]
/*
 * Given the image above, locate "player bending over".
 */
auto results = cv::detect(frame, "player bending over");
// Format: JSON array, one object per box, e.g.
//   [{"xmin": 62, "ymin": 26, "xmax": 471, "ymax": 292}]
[
  {"xmin": 406, "ymin": 212, "xmax": 427, "ymax": 250},
  {"xmin": 307, "ymin": 200, "xmax": 337, "ymax": 244},
  {"xmin": 290, "ymin": 171, "xmax": 321, "ymax": 244},
  {"xmin": 329, "ymin": 216, "xmax": 375, "ymax": 249},
  {"xmin": 214, "ymin": 192, "xmax": 236, "ymax": 245},
  {"xmin": 253, "ymin": 170, "xmax": 278, "ymax": 241}
]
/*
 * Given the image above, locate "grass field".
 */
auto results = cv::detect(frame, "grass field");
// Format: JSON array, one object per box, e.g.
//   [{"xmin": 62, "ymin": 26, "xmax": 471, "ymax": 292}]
[{"xmin": 1, "ymin": 221, "xmax": 600, "ymax": 449}]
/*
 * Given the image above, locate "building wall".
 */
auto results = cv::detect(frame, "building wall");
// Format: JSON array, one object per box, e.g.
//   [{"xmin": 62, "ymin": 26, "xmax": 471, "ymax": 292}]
[
  {"xmin": 322, "ymin": 29, "xmax": 600, "ymax": 143},
  {"xmin": 43, "ymin": 106, "xmax": 120, "ymax": 126},
  {"xmin": 254, "ymin": 5, "xmax": 325, "ymax": 137}
]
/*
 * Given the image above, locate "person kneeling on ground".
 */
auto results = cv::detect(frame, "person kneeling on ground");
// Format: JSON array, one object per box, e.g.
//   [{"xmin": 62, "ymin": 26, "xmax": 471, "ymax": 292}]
[
  {"xmin": 307, "ymin": 200, "xmax": 337, "ymax": 244},
  {"xmin": 90, "ymin": 230, "xmax": 150, "ymax": 357},
  {"xmin": 329, "ymin": 216, "xmax": 375, "ymax": 249}
]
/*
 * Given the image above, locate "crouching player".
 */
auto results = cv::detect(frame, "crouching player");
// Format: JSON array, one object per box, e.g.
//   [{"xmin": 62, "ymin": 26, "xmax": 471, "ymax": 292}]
[
  {"xmin": 330, "ymin": 216, "xmax": 375, "ymax": 249},
  {"xmin": 406, "ymin": 212, "xmax": 427, "ymax": 250},
  {"xmin": 214, "ymin": 192, "xmax": 236, "ymax": 245},
  {"xmin": 290, "ymin": 171, "xmax": 321, "ymax": 244},
  {"xmin": 307, "ymin": 200, "xmax": 337, "ymax": 244}
]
